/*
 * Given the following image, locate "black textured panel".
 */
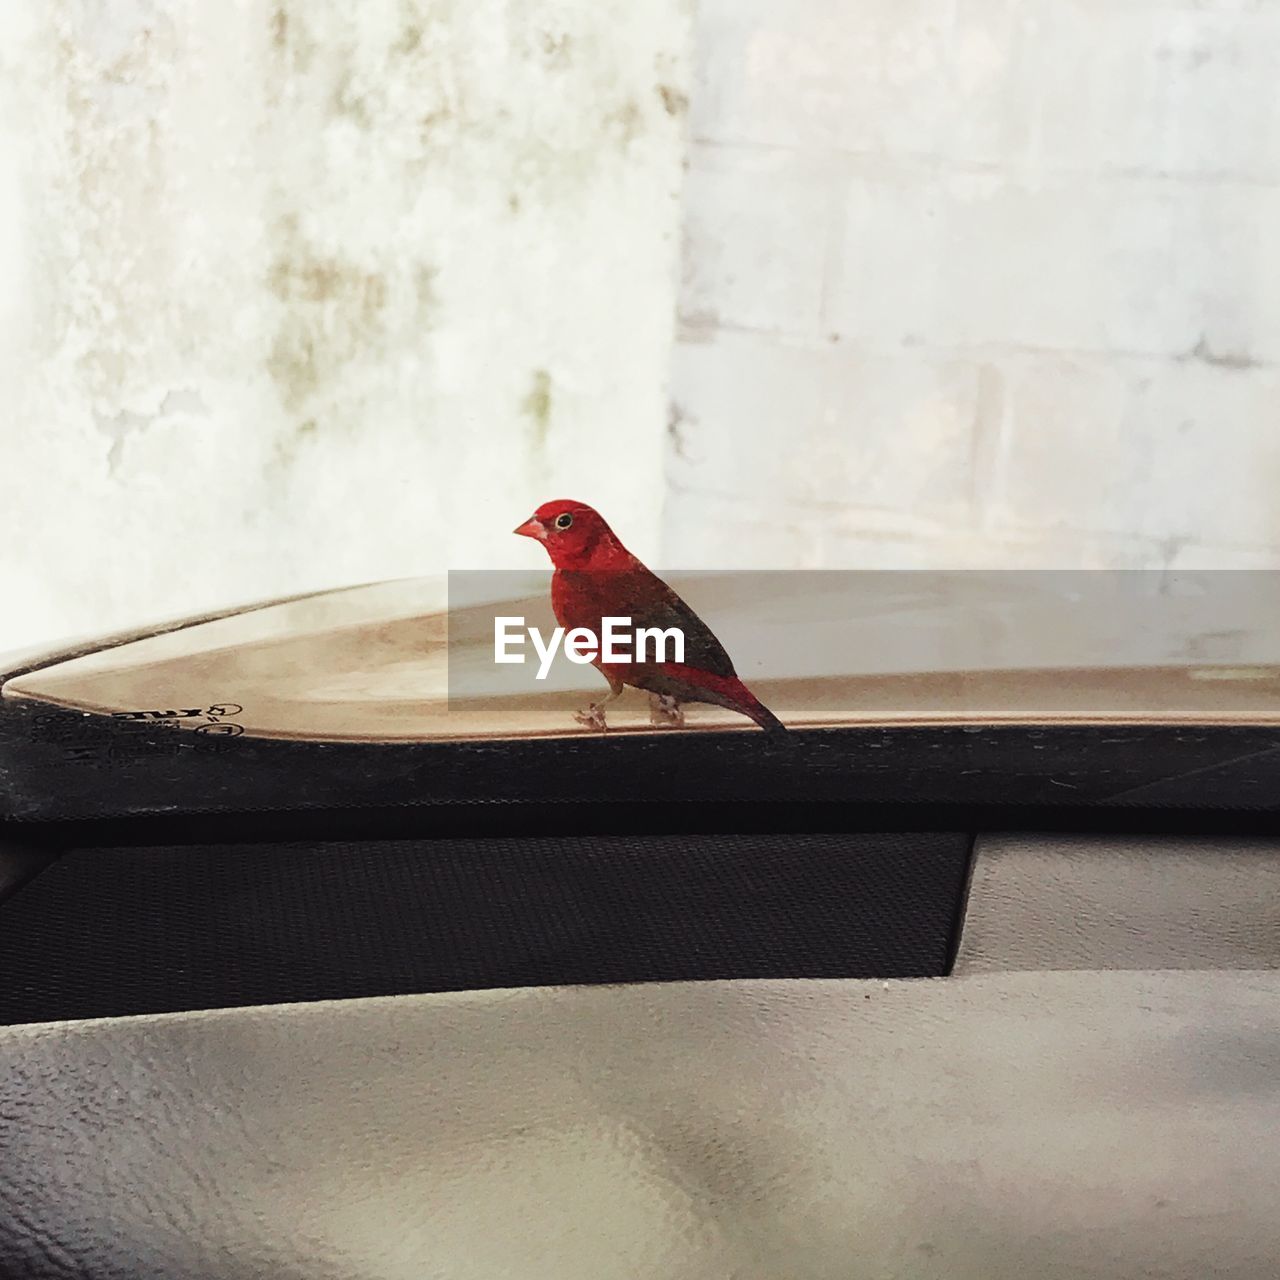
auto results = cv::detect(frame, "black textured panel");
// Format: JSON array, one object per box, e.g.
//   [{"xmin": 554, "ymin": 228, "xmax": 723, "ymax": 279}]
[{"xmin": 0, "ymin": 833, "xmax": 970, "ymax": 1025}]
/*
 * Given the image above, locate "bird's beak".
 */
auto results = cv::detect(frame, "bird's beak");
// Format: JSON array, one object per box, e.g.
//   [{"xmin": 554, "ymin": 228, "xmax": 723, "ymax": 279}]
[{"xmin": 513, "ymin": 516, "xmax": 546, "ymax": 540}]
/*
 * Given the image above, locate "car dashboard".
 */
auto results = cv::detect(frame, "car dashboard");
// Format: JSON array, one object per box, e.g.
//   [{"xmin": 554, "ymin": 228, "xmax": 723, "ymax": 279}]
[{"xmin": 2, "ymin": 574, "xmax": 1279, "ymax": 1279}]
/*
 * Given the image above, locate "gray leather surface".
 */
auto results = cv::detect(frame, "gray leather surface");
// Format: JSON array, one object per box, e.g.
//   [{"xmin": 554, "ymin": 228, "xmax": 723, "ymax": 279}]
[
  {"xmin": 3, "ymin": 972, "xmax": 1279, "ymax": 1279},
  {"xmin": 955, "ymin": 834, "xmax": 1280, "ymax": 973}
]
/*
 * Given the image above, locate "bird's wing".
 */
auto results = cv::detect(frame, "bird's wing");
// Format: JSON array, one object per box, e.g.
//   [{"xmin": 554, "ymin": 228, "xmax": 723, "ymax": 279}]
[{"xmin": 559, "ymin": 567, "xmax": 737, "ymax": 679}]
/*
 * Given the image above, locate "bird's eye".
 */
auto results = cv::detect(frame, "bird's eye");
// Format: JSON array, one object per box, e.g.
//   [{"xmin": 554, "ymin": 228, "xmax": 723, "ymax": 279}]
[{"xmin": 554, "ymin": 512, "xmax": 573, "ymax": 530}]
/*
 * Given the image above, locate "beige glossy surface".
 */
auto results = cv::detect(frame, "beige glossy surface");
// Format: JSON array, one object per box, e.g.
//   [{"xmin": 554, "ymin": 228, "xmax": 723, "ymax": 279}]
[{"xmin": 4, "ymin": 573, "xmax": 1280, "ymax": 741}]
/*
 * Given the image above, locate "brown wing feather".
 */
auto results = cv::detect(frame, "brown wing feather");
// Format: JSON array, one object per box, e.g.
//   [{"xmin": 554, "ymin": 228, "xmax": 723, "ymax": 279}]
[{"xmin": 552, "ymin": 568, "xmax": 737, "ymax": 678}]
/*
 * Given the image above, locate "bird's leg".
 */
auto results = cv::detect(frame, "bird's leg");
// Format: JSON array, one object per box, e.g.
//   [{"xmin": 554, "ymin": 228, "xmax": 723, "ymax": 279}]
[
  {"xmin": 648, "ymin": 692, "xmax": 685, "ymax": 728},
  {"xmin": 574, "ymin": 700, "xmax": 611, "ymax": 731},
  {"xmin": 574, "ymin": 675, "xmax": 624, "ymax": 732}
]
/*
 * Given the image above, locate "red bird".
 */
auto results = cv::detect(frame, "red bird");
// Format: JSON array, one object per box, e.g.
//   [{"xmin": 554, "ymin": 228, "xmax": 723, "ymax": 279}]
[{"xmin": 514, "ymin": 500, "xmax": 786, "ymax": 735}]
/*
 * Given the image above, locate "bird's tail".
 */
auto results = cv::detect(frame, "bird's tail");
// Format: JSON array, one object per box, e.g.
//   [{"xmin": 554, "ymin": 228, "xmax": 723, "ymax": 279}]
[
  {"xmin": 736, "ymin": 689, "xmax": 788, "ymax": 737},
  {"xmin": 659, "ymin": 664, "xmax": 789, "ymax": 737}
]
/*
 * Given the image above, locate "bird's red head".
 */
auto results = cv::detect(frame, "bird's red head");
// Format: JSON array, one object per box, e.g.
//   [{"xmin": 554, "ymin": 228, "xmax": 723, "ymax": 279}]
[{"xmin": 513, "ymin": 500, "xmax": 629, "ymax": 570}]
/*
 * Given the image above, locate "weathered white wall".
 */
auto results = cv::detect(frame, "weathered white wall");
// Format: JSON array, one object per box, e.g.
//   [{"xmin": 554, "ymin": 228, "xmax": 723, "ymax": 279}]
[
  {"xmin": 0, "ymin": 0, "xmax": 691, "ymax": 652},
  {"xmin": 665, "ymin": 0, "xmax": 1280, "ymax": 569},
  {"xmin": 6, "ymin": 0, "xmax": 1279, "ymax": 659}
]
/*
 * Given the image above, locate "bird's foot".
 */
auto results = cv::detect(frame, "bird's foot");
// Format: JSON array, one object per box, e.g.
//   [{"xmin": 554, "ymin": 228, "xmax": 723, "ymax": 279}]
[
  {"xmin": 574, "ymin": 702, "xmax": 610, "ymax": 732},
  {"xmin": 648, "ymin": 693, "xmax": 685, "ymax": 728}
]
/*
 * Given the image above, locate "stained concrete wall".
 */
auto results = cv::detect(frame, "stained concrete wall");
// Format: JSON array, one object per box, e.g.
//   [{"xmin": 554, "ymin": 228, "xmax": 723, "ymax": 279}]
[
  {"xmin": 0, "ymin": 0, "xmax": 691, "ymax": 652},
  {"xmin": 665, "ymin": 0, "xmax": 1280, "ymax": 569}
]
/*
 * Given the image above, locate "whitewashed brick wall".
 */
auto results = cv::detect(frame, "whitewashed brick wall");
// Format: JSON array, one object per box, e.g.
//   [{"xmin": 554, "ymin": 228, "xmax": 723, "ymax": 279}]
[{"xmin": 664, "ymin": 0, "xmax": 1280, "ymax": 569}]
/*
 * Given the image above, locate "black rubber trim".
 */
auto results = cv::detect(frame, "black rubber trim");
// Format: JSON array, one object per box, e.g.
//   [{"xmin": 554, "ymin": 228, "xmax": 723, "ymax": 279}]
[{"xmin": 5, "ymin": 696, "xmax": 1280, "ymax": 826}]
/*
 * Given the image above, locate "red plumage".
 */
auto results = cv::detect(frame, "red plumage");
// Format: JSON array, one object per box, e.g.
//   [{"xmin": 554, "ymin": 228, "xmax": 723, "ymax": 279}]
[{"xmin": 514, "ymin": 500, "xmax": 786, "ymax": 735}]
